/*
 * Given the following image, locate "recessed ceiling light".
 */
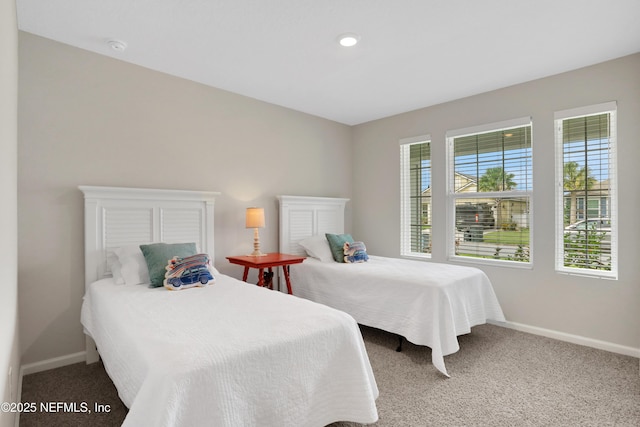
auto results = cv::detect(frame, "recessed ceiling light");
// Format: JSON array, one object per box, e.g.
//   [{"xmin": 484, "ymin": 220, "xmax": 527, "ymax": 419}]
[
  {"xmin": 107, "ymin": 39, "xmax": 127, "ymax": 52},
  {"xmin": 338, "ymin": 33, "xmax": 360, "ymax": 47}
]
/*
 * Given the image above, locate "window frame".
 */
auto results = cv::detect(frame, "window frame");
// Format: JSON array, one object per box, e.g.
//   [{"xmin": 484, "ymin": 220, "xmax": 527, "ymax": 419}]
[
  {"xmin": 554, "ymin": 102, "xmax": 617, "ymax": 279},
  {"xmin": 400, "ymin": 135, "xmax": 432, "ymax": 259},
  {"xmin": 446, "ymin": 117, "xmax": 533, "ymax": 267}
]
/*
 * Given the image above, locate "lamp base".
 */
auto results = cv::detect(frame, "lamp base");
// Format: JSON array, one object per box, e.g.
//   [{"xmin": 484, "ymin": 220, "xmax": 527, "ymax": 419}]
[{"xmin": 250, "ymin": 228, "xmax": 267, "ymax": 256}]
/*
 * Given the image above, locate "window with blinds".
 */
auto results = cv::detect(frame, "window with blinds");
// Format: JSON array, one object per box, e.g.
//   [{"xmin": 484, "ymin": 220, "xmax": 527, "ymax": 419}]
[
  {"xmin": 555, "ymin": 102, "xmax": 617, "ymax": 278},
  {"xmin": 400, "ymin": 136, "xmax": 432, "ymax": 257},
  {"xmin": 447, "ymin": 118, "xmax": 532, "ymax": 265}
]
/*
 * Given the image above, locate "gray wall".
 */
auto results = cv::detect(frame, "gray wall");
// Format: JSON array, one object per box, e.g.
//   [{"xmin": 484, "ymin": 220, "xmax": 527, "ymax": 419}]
[
  {"xmin": 18, "ymin": 32, "xmax": 353, "ymax": 365},
  {"xmin": 0, "ymin": 0, "xmax": 20, "ymax": 426},
  {"xmin": 352, "ymin": 53, "xmax": 640, "ymax": 351}
]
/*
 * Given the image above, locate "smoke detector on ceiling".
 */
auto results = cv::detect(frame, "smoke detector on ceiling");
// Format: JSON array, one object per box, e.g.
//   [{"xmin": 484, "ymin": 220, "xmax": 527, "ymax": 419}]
[{"xmin": 107, "ymin": 39, "xmax": 127, "ymax": 52}]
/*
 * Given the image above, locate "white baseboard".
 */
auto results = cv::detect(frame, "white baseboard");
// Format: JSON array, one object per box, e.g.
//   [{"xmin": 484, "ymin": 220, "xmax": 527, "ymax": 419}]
[
  {"xmin": 14, "ymin": 370, "xmax": 21, "ymax": 427},
  {"xmin": 20, "ymin": 351, "xmax": 87, "ymax": 376},
  {"xmin": 489, "ymin": 319, "xmax": 640, "ymax": 359}
]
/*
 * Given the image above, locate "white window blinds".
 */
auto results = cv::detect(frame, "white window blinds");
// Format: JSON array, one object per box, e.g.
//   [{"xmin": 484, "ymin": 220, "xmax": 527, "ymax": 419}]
[
  {"xmin": 555, "ymin": 102, "xmax": 617, "ymax": 278},
  {"xmin": 447, "ymin": 118, "xmax": 532, "ymax": 265},
  {"xmin": 400, "ymin": 136, "xmax": 431, "ymax": 257}
]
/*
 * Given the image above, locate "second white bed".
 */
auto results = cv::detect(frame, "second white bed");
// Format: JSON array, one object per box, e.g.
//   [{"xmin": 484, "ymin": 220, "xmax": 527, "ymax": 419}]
[{"xmin": 289, "ymin": 255, "xmax": 505, "ymax": 377}]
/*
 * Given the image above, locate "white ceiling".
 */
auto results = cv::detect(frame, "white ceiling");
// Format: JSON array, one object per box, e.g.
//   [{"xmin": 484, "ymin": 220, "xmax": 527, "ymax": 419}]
[{"xmin": 16, "ymin": 0, "xmax": 640, "ymax": 125}]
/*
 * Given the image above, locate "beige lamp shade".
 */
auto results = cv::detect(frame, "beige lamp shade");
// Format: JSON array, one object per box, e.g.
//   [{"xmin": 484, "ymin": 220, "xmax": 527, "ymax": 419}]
[{"xmin": 245, "ymin": 207, "xmax": 265, "ymax": 228}]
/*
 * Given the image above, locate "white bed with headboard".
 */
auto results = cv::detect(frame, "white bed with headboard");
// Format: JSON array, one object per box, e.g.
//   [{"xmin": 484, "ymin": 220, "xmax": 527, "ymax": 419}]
[
  {"xmin": 79, "ymin": 186, "xmax": 378, "ymax": 427},
  {"xmin": 278, "ymin": 195, "xmax": 505, "ymax": 377}
]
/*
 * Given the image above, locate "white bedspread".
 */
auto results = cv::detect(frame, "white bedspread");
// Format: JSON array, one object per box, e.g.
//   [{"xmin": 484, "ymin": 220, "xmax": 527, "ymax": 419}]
[
  {"xmin": 81, "ymin": 275, "xmax": 378, "ymax": 427},
  {"xmin": 290, "ymin": 256, "xmax": 505, "ymax": 377}
]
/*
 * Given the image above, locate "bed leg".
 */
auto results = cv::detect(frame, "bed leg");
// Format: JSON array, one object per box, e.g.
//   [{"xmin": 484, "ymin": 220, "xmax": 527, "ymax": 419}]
[{"xmin": 396, "ymin": 336, "xmax": 404, "ymax": 352}]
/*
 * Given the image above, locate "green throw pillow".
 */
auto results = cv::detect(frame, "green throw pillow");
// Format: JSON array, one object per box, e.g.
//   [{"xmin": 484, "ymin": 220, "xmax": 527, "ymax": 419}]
[
  {"xmin": 325, "ymin": 233, "xmax": 354, "ymax": 263},
  {"xmin": 140, "ymin": 242, "xmax": 197, "ymax": 287}
]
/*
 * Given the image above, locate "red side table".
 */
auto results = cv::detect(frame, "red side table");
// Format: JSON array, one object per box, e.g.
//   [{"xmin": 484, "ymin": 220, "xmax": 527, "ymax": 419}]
[{"xmin": 226, "ymin": 253, "xmax": 306, "ymax": 295}]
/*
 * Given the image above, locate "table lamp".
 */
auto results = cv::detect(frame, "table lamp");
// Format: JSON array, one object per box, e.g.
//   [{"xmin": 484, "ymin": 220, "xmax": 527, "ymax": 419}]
[{"xmin": 246, "ymin": 207, "xmax": 266, "ymax": 256}]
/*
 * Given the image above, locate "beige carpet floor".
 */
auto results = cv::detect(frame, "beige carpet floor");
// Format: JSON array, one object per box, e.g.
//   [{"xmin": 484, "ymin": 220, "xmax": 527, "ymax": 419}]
[{"xmin": 20, "ymin": 324, "xmax": 640, "ymax": 426}]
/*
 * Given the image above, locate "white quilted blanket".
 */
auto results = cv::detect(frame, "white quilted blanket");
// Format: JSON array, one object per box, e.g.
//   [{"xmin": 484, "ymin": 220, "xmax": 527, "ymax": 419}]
[
  {"xmin": 290, "ymin": 256, "xmax": 506, "ymax": 377},
  {"xmin": 81, "ymin": 275, "xmax": 378, "ymax": 426}
]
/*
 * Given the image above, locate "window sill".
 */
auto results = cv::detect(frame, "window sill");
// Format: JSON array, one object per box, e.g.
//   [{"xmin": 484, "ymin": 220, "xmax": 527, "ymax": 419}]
[
  {"xmin": 555, "ymin": 269, "xmax": 617, "ymax": 280},
  {"xmin": 400, "ymin": 253, "xmax": 431, "ymax": 261},
  {"xmin": 447, "ymin": 255, "xmax": 533, "ymax": 270}
]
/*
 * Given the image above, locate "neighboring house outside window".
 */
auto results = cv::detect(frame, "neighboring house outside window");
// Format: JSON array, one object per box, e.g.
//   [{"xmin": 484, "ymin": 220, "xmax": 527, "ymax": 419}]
[
  {"xmin": 400, "ymin": 136, "xmax": 432, "ymax": 258},
  {"xmin": 447, "ymin": 118, "xmax": 532, "ymax": 265},
  {"xmin": 555, "ymin": 102, "xmax": 617, "ymax": 278}
]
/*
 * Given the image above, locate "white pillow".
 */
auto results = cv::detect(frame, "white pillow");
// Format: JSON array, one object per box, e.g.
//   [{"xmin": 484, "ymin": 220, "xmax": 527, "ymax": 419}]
[
  {"xmin": 114, "ymin": 245, "xmax": 151, "ymax": 285},
  {"xmin": 298, "ymin": 235, "xmax": 334, "ymax": 262},
  {"xmin": 106, "ymin": 252, "xmax": 125, "ymax": 284}
]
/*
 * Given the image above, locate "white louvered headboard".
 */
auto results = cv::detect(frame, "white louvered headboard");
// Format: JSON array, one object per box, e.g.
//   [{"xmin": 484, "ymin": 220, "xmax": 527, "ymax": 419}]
[
  {"xmin": 79, "ymin": 186, "xmax": 220, "ymax": 362},
  {"xmin": 277, "ymin": 195, "xmax": 349, "ymax": 255}
]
